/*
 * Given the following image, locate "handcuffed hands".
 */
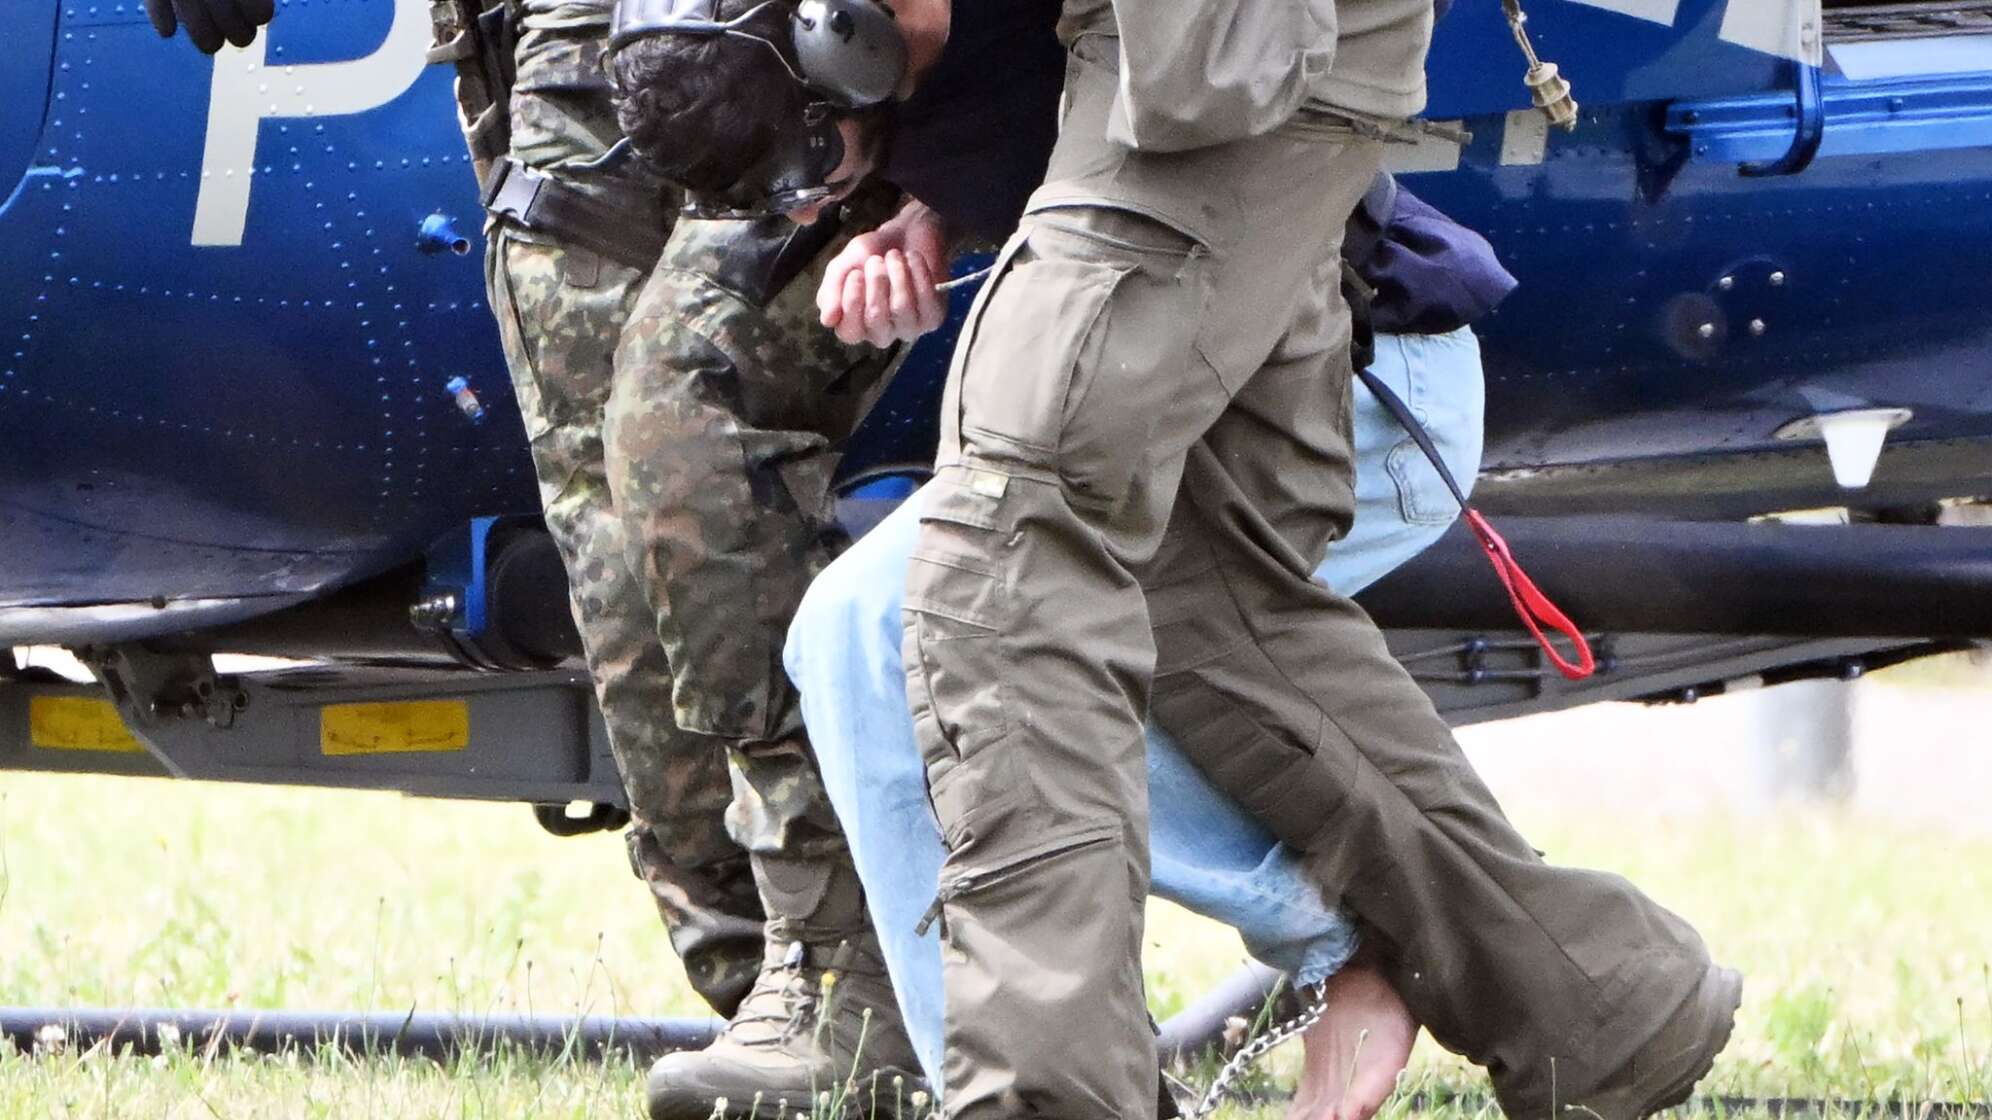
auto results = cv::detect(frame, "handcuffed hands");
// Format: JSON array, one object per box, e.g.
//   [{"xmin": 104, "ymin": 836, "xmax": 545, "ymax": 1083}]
[{"xmin": 818, "ymin": 198, "xmax": 951, "ymax": 348}]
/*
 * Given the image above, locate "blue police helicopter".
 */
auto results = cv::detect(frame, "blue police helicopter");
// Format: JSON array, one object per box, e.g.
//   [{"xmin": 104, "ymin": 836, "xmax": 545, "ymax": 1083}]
[{"xmin": 3, "ymin": 0, "xmax": 1991, "ymax": 825}]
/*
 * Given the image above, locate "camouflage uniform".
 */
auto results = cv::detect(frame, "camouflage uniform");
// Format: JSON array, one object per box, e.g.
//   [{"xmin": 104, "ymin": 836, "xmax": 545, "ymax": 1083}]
[
  {"xmin": 615, "ymin": 194, "xmax": 930, "ymax": 1120},
  {"xmin": 608, "ymin": 197, "xmax": 902, "ymax": 875},
  {"xmin": 478, "ymin": 12, "xmax": 766, "ymax": 1013},
  {"xmin": 466, "ymin": 1, "xmax": 907, "ymax": 1023}
]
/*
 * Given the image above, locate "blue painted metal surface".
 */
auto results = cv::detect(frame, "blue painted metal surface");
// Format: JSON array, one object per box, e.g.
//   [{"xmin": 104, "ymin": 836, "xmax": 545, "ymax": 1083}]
[
  {"xmin": 1738, "ymin": 63, "xmax": 1824, "ymax": 177},
  {"xmin": 1, "ymin": 0, "xmax": 532, "ymax": 610},
  {"xmin": 1409, "ymin": 96, "xmax": 1992, "ymax": 471},
  {"xmin": 4, "ymin": 0, "xmax": 1992, "ymax": 637},
  {"xmin": 1671, "ymin": 71, "xmax": 1992, "ymax": 164},
  {"xmin": 1, "ymin": 3, "xmax": 58, "ymax": 209},
  {"xmin": 1423, "ymin": 0, "xmax": 1787, "ymax": 120}
]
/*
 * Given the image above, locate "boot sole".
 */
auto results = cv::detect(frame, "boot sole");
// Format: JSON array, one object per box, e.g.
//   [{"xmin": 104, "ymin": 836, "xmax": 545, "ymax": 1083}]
[{"xmin": 647, "ymin": 1063, "xmax": 929, "ymax": 1120}]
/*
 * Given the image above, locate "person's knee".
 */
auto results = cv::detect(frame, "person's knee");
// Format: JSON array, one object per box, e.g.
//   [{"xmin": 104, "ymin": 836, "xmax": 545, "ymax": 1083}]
[
  {"xmin": 787, "ymin": 538, "xmax": 903, "ymax": 677},
  {"xmin": 787, "ymin": 564, "xmax": 858, "ymax": 680}
]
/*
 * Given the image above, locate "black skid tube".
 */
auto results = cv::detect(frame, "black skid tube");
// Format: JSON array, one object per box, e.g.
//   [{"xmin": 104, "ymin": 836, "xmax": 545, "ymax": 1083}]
[
  {"xmin": 0, "ymin": 1007, "xmax": 721, "ymax": 1061},
  {"xmin": 1155, "ymin": 963, "xmax": 1285, "ymax": 1062},
  {"xmin": 1359, "ymin": 518, "xmax": 1992, "ymax": 638},
  {"xmin": 2, "ymin": 979, "xmax": 1267, "ymax": 1064}
]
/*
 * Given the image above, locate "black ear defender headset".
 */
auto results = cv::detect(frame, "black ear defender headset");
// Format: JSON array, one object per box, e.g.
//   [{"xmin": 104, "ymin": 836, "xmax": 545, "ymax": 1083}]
[{"xmin": 608, "ymin": 0, "xmax": 908, "ymax": 218}]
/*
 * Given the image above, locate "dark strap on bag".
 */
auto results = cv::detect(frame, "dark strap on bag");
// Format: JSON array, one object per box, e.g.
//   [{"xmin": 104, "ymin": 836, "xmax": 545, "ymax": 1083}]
[{"xmin": 481, "ymin": 157, "xmax": 668, "ymax": 273}]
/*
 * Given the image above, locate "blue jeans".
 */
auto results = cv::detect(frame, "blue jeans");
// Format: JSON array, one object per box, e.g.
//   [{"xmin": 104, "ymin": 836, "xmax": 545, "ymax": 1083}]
[{"xmin": 786, "ymin": 328, "xmax": 1485, "ymax": 1085}]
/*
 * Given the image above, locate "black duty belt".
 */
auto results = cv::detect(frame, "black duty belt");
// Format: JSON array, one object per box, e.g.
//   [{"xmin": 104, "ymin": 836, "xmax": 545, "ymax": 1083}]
[{"xmin": 481, "ymin": 157, "xmax": 668, "ymax": 274}]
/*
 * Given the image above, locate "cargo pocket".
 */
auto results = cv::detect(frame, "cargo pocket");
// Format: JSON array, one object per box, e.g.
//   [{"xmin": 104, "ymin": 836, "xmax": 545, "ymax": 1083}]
[
  {"xmin": 919, "ymin": 817, "xmax": 1122, "ymax": 938},
  {"xmin": 921, "ymin": 814, "xmax": 1147, "ymax": 1106},
  {"xmin": 955, "ymin": 241, "xmax": 1133, "ymax": 468},
  {"xmin": 487, "ymin": 235, "xmax": 555, "ymax": 444},
  {"xmin": 494, "ymin": 235, "xmax": 617, "ymax": 444},
  {"xmin": 933, "ymin": 232, "xmax": 1031, "ymax": 465},
  {"xmin": 903, "ymin": 474, "xmax": 1017, "ymax": 803},
  {"xmin": 953, "ymin": 217, "xmax": 1206, "ymax": 511}
]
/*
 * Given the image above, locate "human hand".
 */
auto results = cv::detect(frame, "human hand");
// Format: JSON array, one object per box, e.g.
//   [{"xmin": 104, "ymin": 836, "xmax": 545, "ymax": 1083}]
[
  {"xmin": 818, "ymin": 198, "xmax": 951, "ymax": 347},
  {"xmin": 145, "ymin": 0, "xmax": 274, "ymax": 54}
]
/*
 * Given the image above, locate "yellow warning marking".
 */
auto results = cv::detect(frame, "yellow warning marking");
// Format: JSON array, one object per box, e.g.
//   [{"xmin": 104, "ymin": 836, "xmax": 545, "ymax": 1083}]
[
  {"xmin": 28, "ymin": 697, "xmax": 143, "ymax": 753},
  {"xmin": 321, "ymin": 701, "xmax": 470, "ymax": 756}
]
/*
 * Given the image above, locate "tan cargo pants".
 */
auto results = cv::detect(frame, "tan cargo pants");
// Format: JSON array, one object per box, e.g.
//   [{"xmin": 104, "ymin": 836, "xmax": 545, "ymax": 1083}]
[{"xmin": 904, "ymin": 23, "xmax": 1721, "ymax": 1120}]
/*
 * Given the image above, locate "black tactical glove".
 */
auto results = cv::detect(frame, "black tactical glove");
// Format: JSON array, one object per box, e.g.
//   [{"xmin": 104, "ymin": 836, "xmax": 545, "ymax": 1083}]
[{"xmin": 144, "ymin": 0, "xmax": 275, "ymax": 54}]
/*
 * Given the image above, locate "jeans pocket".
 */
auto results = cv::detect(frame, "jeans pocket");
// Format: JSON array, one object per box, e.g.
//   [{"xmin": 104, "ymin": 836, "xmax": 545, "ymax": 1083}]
[{"xmin": 1387, "ymin": 436, "xmax": 1459, "ymax": 526}]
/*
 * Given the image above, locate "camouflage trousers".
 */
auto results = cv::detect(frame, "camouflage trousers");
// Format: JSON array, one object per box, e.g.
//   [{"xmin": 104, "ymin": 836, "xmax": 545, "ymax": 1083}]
[
  {"xmin": 484, "ymin": 194, "xmax": 901, "ymax": 1003},
  {"xmin": 486, "ymin": 225, "xmax": 762, "ymax": 1013},
  {"xmin": 605, "ymin": 194, "xmax": 903, "ymax": 887}
]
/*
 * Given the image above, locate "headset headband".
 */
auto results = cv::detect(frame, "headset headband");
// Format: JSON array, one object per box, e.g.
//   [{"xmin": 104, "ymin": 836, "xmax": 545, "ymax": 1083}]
[{"xmin": 608, "ymin": 0, "xmax": 906, "ymax": 109}]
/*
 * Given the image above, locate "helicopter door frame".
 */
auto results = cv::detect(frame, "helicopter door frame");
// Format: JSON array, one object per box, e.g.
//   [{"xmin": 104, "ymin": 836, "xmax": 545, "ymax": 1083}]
[{"xmin": 0, "ymin": 1, "xmax": 60, "ymax": 215}]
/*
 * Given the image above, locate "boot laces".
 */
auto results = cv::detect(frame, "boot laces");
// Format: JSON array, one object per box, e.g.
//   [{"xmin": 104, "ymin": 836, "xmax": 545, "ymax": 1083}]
[{"xmin": 733, "ymin": 941, "xmax": 825, "ymax": 1043}]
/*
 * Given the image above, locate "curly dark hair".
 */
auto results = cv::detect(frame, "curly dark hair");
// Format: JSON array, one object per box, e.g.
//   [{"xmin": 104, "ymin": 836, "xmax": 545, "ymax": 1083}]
[{"xmin": 609, "ymin": 6, "xmax": 812, "ymax": 193}]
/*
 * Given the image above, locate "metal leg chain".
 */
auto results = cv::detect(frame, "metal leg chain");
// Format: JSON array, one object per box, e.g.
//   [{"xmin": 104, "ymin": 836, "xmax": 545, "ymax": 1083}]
[{"xmin": 1189, "ymin": 982, "xmax": 1331, "ymax": 1120}]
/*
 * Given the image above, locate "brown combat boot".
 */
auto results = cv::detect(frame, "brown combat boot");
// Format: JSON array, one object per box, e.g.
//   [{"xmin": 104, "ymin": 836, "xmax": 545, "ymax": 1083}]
[{"xmin": 646, "ymin": 855, "xmax": 926, "ymax": 1120}]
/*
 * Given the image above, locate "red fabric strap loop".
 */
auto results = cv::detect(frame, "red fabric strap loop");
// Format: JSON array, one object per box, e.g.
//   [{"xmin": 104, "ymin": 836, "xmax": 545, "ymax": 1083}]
[{"xmin": 1461, "ymin": 510, "xmax": 1595, "ymax": 681}]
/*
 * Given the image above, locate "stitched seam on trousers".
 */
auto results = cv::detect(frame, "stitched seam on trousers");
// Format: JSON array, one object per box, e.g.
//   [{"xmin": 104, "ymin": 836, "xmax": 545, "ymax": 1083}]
[
  {"xmin": 1151, "ymin": 633, "xmax": 1251, "ymax": 676},
  {"xmin": 905, "ymin": 601, "xmax": 999, "ymax": 633},
  {"xmin": 909, "ymin": 548, "xmax": 1003, "ymax": 581},
  {"xmin": 918, "ymin": 502, "xmax": 1005, "ymax": 534},
  {"xmin": 962, "ymin": 423, "xmax": 1057, "ymax": 459},
  {"xmin": 905, "ymin": 551, "xmax": 1003, "ymax": 632},
  {"xmin": 949, "ymin": 818, "xmax": 1120, "ymax": 886},
  {"xmin": 1205, "ymin": 552, "xmax": 1612, "ymax": 1021},
  {"xmin": 1177, "ymin": 671, "xmax": 1317, "ymax": 791},
  {"xmin": 910, "ymin": 613, "xmax": 962, "ymax": 770}
]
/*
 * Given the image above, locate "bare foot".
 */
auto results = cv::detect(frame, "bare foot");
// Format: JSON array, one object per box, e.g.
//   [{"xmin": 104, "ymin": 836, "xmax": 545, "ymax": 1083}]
[{"xmin": 1284, "ymin": 962, "xmax": 1418, "ymax": 1120}]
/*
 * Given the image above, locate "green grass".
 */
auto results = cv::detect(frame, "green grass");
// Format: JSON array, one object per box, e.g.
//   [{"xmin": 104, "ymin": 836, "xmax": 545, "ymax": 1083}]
[{"xmin": 2, "ymin": 751, "xmax": 1989, "ymax": 1118}]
